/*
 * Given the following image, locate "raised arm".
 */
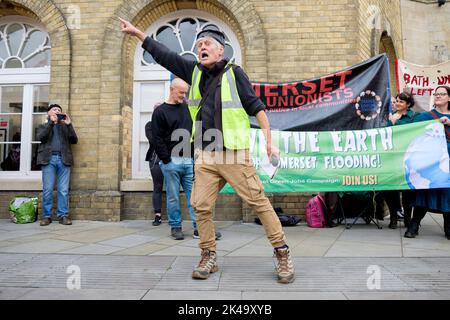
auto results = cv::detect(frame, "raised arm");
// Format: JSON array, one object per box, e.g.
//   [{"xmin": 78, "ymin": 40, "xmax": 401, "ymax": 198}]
[
  {"xmin": 120, "ymin": 17, "xmax": 195, "ymax": 84},
  {"xmin": 119, "ymin": 17, "xmax": 147, "ymax": 42}
]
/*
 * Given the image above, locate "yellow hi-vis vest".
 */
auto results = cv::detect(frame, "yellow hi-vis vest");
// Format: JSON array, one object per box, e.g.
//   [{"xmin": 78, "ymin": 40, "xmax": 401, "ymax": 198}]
[{"xmin": 187, "ymin": 63, "xmax": 250, "ymax": 150}]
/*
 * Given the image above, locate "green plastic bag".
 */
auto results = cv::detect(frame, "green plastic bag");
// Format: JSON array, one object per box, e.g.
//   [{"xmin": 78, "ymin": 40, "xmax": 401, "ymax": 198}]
[{"xmin": 9, "ymin": 197, "xmax": 38, "ymax": 224}]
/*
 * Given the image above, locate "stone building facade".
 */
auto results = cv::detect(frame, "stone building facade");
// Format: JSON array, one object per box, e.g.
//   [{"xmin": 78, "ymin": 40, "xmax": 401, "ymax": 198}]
[
  {"xmin": 0, "ymin": 0, "xmax": 447, "ymax": 222},
  {"xmin": 401, "ymin": 0, "xmax": 450, "ymax": 65}
]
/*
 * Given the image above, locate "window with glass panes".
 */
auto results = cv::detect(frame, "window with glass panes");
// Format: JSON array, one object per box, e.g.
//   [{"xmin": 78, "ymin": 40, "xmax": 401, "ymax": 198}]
[{"xmin": 0, "ymin": 16, "xmax": 51, "ymax": 177}]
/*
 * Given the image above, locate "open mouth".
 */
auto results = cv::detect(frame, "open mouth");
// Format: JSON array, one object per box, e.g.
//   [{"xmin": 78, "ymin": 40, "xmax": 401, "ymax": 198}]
[{"xmin": 201, "ymin": 52, "xmax": 209, "ymax": 59}]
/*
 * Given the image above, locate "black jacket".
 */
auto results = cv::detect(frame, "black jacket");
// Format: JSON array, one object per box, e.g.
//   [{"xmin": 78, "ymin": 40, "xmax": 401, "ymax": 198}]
[
  {"xmin": 145, "ymin": 120, "xmax": 159, "ymax": 168},
  {"xmin": 36, "ymin": 120, "xmax": 78, "ymax": 166},
  {"xmin": 150, "ymin": 102, "xmax": 193, "ymax": 164}
]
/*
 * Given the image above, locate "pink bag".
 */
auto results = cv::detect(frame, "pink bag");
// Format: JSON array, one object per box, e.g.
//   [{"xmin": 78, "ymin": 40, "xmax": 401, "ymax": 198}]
[{"xmin": 305, "ymin": 195, "xmax": 327, "ymax": 228}]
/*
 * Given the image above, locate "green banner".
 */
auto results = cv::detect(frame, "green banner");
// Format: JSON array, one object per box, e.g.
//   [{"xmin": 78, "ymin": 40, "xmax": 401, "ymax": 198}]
[{"xmin": 221, "ymin": 120, "xmax": 450, "ymax": 193}]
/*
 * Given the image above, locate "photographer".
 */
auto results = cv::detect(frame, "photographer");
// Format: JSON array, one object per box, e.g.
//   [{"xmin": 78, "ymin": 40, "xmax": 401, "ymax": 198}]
[{"xmin": 36, "ymin": 104, "xmax": 78, "ymax": 226}]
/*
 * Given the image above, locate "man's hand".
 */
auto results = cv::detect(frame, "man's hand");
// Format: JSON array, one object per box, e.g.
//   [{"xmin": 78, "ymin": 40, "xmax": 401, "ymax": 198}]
[
  {"xmin": 119, "ymin": 17, "xmax": 137, "ymax": 35},
  {"xmin": 255, "ymin": 110, "xmax": 280, "ymax": 163},
  {"xmin": 48, "ymin": 110, "xmax": 58, "ymax": 123},
  {"xmin": 63, "ymin": 114, "xmax": 72, "ymax": 126},
  {"xmin": 267, "ymin": 143, "xmax": 280, "ymax": 166},
  {"xmin": 119, "ymin": 17, "xmax": 146, "ymax": 42}
]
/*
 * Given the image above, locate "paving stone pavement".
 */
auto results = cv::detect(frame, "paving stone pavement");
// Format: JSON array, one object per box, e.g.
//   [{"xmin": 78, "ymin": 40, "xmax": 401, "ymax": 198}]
[{"xmin": 0, "ymin": 214, "xmax": 449, "ymax": 300}]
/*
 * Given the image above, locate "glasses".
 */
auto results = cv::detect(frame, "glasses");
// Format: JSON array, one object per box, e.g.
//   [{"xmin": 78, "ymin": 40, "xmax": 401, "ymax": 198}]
[{"xmin": 433, "ymin": 93, "xmax": 449, "ymax": 97}]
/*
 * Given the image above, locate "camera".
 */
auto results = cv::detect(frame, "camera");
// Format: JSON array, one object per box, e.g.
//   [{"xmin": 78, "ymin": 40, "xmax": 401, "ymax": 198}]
[{"xmin": 57, "ymin": 114, "xmax": 66, "ymax": 121}]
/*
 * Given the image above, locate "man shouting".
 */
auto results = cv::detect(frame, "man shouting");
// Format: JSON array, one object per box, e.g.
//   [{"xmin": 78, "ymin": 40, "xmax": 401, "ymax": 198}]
[{"xmin": 120, "ymin": 17, "xmax": 294, "ymax": 284}]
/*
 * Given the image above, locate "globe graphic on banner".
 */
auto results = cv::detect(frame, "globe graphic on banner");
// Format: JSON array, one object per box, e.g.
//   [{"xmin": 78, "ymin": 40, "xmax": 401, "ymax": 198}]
[{"xmin": 404, "ymin": 123, "xmax": 450, "ymax": 189}]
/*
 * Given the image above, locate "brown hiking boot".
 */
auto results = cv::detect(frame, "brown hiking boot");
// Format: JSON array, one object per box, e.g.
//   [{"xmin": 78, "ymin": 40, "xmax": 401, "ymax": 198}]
[
  {"xmin": 58, "ymin": 216, "xmax": 72, "ymax": 225},
  {"xmin": 40, "ymin": 218, "xmax": 52, "ymax": 226},
  {"xmin": 192, "ymin": 249, "xmax": 218, "ymax": 280},
  {"xmin": 274, "ymin": 247, "xmax": 295, "ymax": 284}
]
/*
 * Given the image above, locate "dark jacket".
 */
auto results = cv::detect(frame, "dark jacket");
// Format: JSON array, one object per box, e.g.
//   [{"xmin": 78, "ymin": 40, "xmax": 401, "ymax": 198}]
[
  {"xmin": 145, "ymin": 120, "xmax": 159, "ymax": 168},
  {"xmin": 36, "ymin": 120, "xmax": 78, "ymax": 166},
  {"xmin": 150, "ymin": 102, "xmax": 193, "ymax": 164}
]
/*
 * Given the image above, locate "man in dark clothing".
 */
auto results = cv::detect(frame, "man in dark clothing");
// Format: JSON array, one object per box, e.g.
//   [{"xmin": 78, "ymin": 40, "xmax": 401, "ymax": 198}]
[
  {"xmin": 36, "ymin": 104, "xmax": 77, "ymax": 226},
  {"xmin": 151, "ymin": 78, "xmax": 197, "ymax": 240},
  {"xmin": 151, "ymin": 78, "xmax": 222, "ymax": 240},
  {"xmin": 120, "ymin": 18, "xmax": 294, "ymax": 284},
  {"xmin": 145, "ymin": 117, "xmax": 163, "ymax": 227}
]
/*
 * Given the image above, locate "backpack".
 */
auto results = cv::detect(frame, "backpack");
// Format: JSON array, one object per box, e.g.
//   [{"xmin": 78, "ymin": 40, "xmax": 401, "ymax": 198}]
[
  {"xmin": 254, "ymin": 207, "xmax": 301, "ymax": 227},
  {"xmin": 305, "ymin": 194, "xmax": 327, "ymax": 228}
]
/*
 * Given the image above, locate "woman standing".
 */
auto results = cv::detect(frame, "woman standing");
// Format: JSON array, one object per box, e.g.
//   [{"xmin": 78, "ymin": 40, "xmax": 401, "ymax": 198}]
[
  {"xmin": 404, "ymin": 86, "xmax": 450, "ymax": 239},
  {"xmin": 382, "ymin": 92, "xmax": 416, "ymax": 229},
  {"xmin": 145, "ymin": 103, "xmax": 164, "ymax": 226}
]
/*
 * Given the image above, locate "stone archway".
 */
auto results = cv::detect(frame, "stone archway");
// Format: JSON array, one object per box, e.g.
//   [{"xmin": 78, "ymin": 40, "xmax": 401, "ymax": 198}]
[
  {"xmin": 97, "ymin": 0, "xmax": 268, "ymax": 190},
  {"xmin": 379, "ymin": 31, "xmax": 399, "ymax": 94},
  {"xmin": 3, "ymin": 0, "xmax": 72, "ymax": 108}
]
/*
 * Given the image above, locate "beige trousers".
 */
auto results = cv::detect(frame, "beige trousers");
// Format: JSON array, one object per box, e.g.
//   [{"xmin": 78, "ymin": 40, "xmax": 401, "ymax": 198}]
[{"xmin": 191, "ymin": 150, "xmax": 287, "ymax": 252}]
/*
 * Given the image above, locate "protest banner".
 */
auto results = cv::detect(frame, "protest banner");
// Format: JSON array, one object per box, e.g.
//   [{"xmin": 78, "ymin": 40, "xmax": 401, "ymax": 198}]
[
  {"xmin": 251, "ymin": 54, "xmax": 392, "ymax": 131},
  {"xmin": 396, "ymin": 59, "xmax": 450, "ymax": 111},
  {"xmin": 221, "ymin": 120, "xmax": 450, "ymax": 193}
]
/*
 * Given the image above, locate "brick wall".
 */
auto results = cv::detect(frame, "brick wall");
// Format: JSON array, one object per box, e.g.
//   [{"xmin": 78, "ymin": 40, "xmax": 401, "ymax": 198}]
[
  {"xmin": 122, "ymin": 192, "xmax": 243, "ymax": 221},
  {"xmin": 254, "ymin": 0, "xmax": 359, "ymax": 81},
  {"xmin": 0, "ymin": 191, "xmax": 121, "ymax": 221},
  {"xmin": 401, "ymin": 0, "xmax": 450, "ymax": 65},
  {"xmin": 356, "ymin": 0, "xmax": 403, "ymax": 93},
  {"xmin": 0, "ymin": 0, "xmax": 414, "ymax": 221}
]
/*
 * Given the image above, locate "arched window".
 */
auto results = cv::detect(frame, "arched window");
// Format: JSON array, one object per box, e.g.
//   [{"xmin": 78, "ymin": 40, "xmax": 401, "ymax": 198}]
[
  {"xmin": 0, "ymin": 20, "xmax": 50, "ymax": 69},
  {"xmin": 132, "ymin": 10, "xmax": 241, "ymax": 179},
  {"xmin": 139, "ymin": 17, "xmax": 239, "ymax": 67},
  {"xmin": 0, "ymin": 16, "xmax": 51, "ymax": 178}
]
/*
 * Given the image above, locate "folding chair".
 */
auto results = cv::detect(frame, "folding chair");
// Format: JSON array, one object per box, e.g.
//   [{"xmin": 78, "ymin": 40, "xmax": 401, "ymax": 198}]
[{"xmin": 335, "ymin": 191, "xmax": 382, "ymax": 229}]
